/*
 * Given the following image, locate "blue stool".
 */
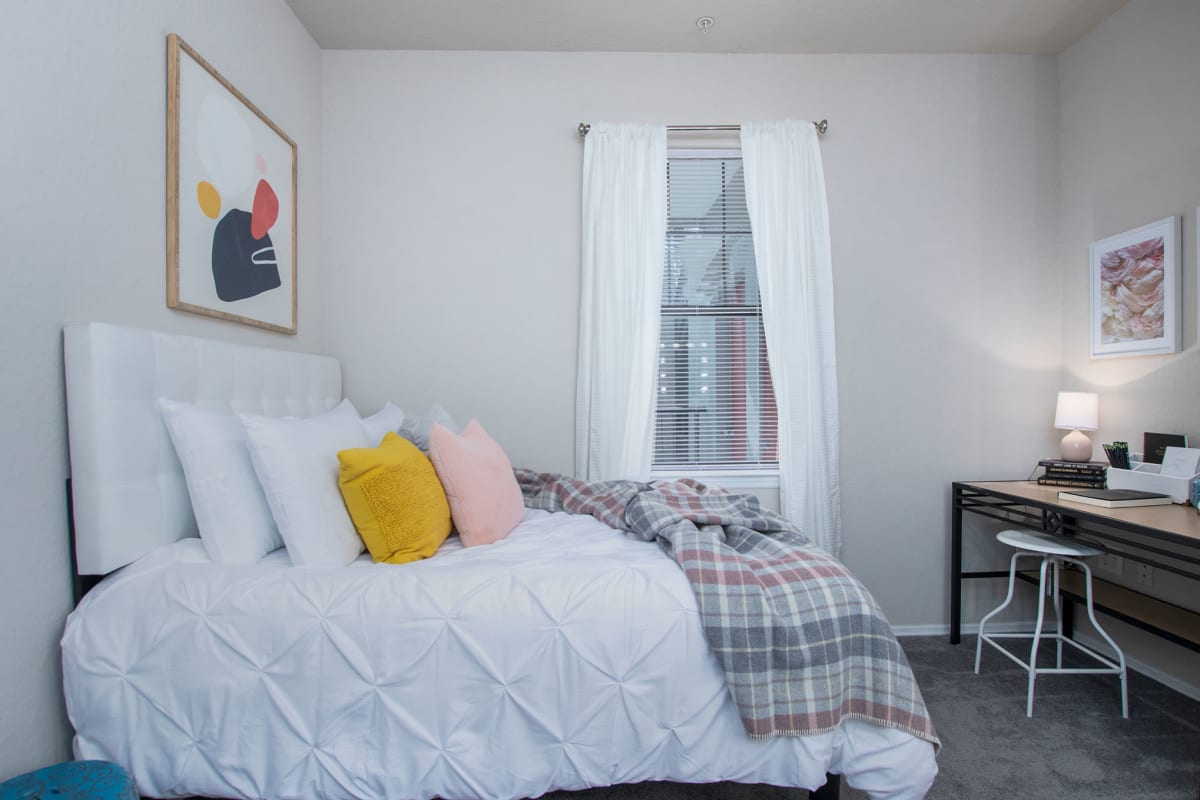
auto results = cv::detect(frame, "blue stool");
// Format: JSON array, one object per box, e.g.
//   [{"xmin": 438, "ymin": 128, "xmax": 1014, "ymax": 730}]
[{"xmin": 0, "ymin": 761, "xmax": 137, "ymax": 800}]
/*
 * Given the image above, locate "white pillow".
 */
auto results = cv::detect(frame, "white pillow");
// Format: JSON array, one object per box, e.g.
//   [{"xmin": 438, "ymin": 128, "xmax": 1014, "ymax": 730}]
[
  {"xmin": 363, "ymin": 402, "xmax": 405, "ymax": 445},
  {"xmin": 158, "ymin": 399, "xmax": 283, "ymax": 563},
  {"xmin": 241, "ymin": 399, "xmax": 370, "ymax": 567}
]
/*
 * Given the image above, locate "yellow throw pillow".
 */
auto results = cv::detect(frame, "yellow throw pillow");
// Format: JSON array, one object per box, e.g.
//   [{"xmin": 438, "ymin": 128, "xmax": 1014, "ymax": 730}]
[{"xmin": 337, "ymin": 432, "xmax": 452, "ymax": 564}]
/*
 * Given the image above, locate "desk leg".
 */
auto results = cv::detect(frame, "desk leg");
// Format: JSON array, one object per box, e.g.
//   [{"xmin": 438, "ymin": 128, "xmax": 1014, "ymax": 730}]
[{"xmin": 950, "ymin": 486, "xmax": 963, "ymax": 645}]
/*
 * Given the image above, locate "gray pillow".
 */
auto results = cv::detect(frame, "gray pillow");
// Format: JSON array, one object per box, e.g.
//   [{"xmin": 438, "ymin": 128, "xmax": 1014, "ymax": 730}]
[{"xmin": 398, "ymin": 402, "xmax": 460, "ymax": 453}]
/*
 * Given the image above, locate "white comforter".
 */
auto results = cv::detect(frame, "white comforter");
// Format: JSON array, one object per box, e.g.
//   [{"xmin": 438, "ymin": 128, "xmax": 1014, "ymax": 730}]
[{"xmin": 62, "ymin": 509, "xmax": 936, "ymax": 799}]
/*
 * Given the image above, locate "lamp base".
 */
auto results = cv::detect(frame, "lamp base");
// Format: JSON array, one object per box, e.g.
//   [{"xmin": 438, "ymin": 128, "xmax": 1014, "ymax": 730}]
[{"xmin": 1060, "ymin": 429, "xmax": 1094, "ymax": 462}]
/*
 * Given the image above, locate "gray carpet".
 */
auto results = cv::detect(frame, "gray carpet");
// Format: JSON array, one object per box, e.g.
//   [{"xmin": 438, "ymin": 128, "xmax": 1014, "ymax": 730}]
[
  {"xmin": 896, "ymin": 635, "xmax": 1199, "ymax": 800},
  {"xmin": 539, "ymin": 636, "xmax": 1200, "ymax": 800}
]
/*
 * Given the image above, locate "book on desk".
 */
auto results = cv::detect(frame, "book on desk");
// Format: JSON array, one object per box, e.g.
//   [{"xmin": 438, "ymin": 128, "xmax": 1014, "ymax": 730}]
[{"xmin": 1057, "ymin": 488, "xmax": 1173, "ymax": 508}]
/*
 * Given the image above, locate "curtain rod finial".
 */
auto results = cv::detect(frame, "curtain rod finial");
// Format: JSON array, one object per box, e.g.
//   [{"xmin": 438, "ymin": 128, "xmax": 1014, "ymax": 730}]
[
  {"xmin": 814, "ymin": 119, "xmax": 828, "ymax": 134},
  {"xmin": 578, "ymin": 122, "xmax": 591, "ymax": 137}
]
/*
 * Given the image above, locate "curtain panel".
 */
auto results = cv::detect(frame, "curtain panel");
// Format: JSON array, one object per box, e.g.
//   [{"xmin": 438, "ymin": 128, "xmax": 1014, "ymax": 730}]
[
  {"xmin": 741, "ymin": 119, "xmax": 843, "ymax": 557},
  {"xmin": 575, "ymin": 123, "xmax": 667, "ymax": 481}
]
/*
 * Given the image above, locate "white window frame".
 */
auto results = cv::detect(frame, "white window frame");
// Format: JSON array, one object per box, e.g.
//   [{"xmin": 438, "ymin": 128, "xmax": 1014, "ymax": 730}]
[{"xmin": 650, "ymin": 147, "xmax": 779, "ymax": 484}]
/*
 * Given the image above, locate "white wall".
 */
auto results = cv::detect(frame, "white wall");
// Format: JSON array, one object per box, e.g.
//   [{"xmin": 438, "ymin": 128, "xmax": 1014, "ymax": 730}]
[
  {"xmin": 321, "ymin": 51, "xmax": 1063, "ymax": 630},
  {"xmin": 1056, "ymin": 0, "xmax": 1200, "ymax": 694},
  {"xmin": 0, "ymin": 0, "xmax": 322, "ymax": 779}
]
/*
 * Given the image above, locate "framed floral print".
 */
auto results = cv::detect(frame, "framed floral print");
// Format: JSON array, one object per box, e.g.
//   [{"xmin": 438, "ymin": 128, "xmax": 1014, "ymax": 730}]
[{"xmin": 1090, "ymin": 216, "xmax": 1180, "ymax": 358}]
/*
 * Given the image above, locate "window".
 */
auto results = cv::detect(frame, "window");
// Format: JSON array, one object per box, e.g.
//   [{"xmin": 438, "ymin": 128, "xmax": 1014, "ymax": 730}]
[{"xmin": 653, "ymin": 151, "xmax": 778, "ymax": 473}]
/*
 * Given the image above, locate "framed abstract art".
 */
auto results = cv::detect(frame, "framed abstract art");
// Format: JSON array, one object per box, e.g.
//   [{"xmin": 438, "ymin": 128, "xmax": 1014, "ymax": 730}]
[
  {"xmin": 1089, "ymin": 215, "xmax": 1180, "ymax": 358},
  {"xmin": 166, "ymin": 34, "xmax": 297, "ymax": 334}
]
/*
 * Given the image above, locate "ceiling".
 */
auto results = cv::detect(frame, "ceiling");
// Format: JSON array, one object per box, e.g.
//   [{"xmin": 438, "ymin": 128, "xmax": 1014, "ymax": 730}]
[{"xmin": 285, "ymin": 0, "xmax": 1127, "ymax": 55}]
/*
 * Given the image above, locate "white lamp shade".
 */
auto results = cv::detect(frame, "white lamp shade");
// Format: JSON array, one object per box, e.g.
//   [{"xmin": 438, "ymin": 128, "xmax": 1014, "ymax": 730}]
[{"xmin": 1054, "ymin": 391, "xmax": 1099, "ymax": 432}]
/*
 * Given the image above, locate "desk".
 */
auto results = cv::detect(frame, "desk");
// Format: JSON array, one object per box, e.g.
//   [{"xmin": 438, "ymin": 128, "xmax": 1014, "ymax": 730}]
[{"xmin": 950, "ymin": 481, "xmax": 1200, "ymax": 651}]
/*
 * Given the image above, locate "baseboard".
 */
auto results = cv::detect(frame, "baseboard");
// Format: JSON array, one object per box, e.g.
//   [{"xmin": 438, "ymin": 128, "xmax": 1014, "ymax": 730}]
[
  {"xmin": 1070, "ymin": 630, "xmax": 1200, "ymax": 702},
  {"xmin": 893, "ymin": 624, "xmax": 1200, "ymax": 702}
]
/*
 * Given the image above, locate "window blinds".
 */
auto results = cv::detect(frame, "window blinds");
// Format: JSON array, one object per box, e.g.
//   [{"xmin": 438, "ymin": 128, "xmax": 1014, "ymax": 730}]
[{"xmin": 653, "ymin": 154, "xmax": 779, "ymax": 471}]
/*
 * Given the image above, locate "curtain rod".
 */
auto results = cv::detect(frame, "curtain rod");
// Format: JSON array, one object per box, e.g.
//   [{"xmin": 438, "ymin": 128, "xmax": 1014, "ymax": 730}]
[{"xmin": 576, "ymin": 120, "xmax": 828, "ymax": 137}]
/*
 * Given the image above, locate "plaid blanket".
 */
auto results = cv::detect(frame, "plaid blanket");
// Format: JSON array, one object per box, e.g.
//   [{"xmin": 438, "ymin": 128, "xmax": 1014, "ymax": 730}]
[{"xmin": 516, "ymin": 469, "xmax": 939, "ymax": 750}]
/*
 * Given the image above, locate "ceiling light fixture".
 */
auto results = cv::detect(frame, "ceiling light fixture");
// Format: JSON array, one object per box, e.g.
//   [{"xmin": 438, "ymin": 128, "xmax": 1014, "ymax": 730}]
[{"xmin": 696, "ymin": 16, "xmax": 714, "ymax": 32}]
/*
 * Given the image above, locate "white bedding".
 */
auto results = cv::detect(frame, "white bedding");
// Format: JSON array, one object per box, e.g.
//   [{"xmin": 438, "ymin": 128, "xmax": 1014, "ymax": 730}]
[{"xmin": 63, "ymin": 509, "xmax": 936, "ymax": 800}]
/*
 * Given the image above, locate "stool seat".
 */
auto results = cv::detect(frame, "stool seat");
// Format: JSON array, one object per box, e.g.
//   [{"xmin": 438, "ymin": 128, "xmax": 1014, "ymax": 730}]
[
  {"xmin": 996, "ymin": 529, "xmax": 1101, "ymax": 558},
  {"xmin": 0, "ymin": 761, "xmax": 137, "ymax": 800},
  {"xmin": 975, "ymin": 528, "xmax": 1127, "ymax": 718}
]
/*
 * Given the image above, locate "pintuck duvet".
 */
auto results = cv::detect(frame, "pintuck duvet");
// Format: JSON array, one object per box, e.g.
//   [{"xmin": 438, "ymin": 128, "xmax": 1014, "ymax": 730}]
[{"xmin": 62, "ymin": 508, "xmax": 937, "ymax": 800}]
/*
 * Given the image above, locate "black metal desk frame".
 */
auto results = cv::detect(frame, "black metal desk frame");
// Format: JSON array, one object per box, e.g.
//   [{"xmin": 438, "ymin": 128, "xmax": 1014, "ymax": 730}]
[{"xmin": 950, "ymin": 481, "xmax": 1200, "ymax": 653}]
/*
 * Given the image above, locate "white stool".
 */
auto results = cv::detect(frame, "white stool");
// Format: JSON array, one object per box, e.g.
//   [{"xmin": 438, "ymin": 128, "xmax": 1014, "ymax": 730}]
[{"xmin": 975, "ymin": 528, "xmax": 1128, "ymax": 718}]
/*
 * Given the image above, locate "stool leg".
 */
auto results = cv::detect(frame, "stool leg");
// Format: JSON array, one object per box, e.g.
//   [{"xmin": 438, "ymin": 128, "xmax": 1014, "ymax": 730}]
[
  {"xmin": 1078, "ymin": 561, "xmax": 1129, "ymax": 719},
  {"xmin": 1027, "ymin": 556, "xmax": 1051, "ymax": 717},
  {"xmin": 1052, "ymin": 558, "xmax": 1063, "ymax": 669},
  {"xmin": 976, "ymin": 551, "xmax": 1025, "ymax": 673}
]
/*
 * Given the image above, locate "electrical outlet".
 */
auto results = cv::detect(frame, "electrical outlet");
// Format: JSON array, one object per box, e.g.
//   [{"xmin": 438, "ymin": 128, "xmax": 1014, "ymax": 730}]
[
  {"xmin": 1136, "ymin": 563, "xmax": 1154, "ymax": 588},
  {"xmin": 1097, "ymin": 550, "xmax": 1124, "ymax": 574}
]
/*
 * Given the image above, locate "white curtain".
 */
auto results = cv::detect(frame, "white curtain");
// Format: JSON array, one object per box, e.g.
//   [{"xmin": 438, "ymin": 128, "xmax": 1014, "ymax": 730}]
[
  {"xmin": 575, "ymin": 123, "xmax": 667, "ymax": 481},
  {"xmin": 741, "ymin": 120, "xmax": 842, "ymax": 557}
]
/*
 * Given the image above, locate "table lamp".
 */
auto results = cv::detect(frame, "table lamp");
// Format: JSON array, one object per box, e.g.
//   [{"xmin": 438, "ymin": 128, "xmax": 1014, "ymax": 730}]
[{"xmin": 1054, "ymin": 391, "xmax": 1099, "ymax": 462}]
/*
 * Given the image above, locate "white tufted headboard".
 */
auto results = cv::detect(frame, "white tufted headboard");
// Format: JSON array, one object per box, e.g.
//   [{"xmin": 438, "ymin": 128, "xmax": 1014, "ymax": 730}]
[{"xmin": 64, "ymin": 323, "xmax": 342, "ymax": 575}]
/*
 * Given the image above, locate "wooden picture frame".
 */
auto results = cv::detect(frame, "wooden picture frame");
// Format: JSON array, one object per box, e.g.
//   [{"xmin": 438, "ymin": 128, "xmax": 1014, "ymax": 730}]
[
  {"xmin": 1089, "ymin": 215, "xmax": 1180, "ymax": 358},
  {"xmin": 167, "ymin": 33, "xmax": 297, "ymax": 334}
]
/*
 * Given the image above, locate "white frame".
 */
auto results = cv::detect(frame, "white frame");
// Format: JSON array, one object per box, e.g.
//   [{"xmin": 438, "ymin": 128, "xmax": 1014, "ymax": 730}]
[
  {"xmin": 1090, "ymin": 215, "xmax": 1181, "ymax": 358},
  {"xmin": 655, "ymin": 147, "xmax": 780, "ymax": 475}
]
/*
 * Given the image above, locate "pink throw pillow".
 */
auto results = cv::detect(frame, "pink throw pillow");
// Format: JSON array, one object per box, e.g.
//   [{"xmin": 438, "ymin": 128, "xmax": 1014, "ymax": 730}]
[{"xmin": 428, "ymin": 420, "xmax": 524, "ymax": 547}]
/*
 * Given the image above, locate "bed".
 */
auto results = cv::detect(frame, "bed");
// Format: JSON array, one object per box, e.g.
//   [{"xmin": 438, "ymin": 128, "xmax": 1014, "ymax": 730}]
[{"xmin": 60, "ymin": 322, "xmax": 938, "ymax": 800}]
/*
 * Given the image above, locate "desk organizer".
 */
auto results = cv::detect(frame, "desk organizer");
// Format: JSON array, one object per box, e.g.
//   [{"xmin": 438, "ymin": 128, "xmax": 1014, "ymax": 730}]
[{"xmin": 1106, "ymin": 460, "xmax": 1200, "ymax": 504}]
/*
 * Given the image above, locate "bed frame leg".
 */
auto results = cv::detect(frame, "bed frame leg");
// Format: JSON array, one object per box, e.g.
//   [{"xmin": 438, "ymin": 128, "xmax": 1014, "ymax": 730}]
[{"xmin": 809, "ymin": 773, "xmax": 841, "ymax": 800}]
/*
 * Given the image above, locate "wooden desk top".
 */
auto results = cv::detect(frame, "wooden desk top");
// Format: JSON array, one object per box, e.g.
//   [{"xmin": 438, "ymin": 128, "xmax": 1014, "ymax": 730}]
[{"xmin": 957, "ymin": 480, "xmax": 1200, "ymax": 545}]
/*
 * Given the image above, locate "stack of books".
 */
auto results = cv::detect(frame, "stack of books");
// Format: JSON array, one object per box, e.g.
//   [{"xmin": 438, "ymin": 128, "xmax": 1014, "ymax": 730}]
[{"xmin": 1036, "ymin": 459, "xmax": 1108, "ymax": 489}]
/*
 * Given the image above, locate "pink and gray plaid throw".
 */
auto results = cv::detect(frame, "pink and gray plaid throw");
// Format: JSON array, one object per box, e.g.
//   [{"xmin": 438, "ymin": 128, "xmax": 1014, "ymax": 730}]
[{"xmin": 515, "ymin": 469, "xmax": 940, "ymax": 750}]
